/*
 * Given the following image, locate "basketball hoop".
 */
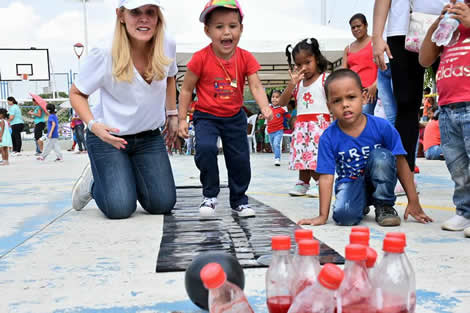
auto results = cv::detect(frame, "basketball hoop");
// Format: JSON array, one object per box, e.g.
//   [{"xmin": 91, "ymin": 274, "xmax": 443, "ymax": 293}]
[{"xmin": 21, "ymin": 73, "xmax": 29, "ymax": 81}]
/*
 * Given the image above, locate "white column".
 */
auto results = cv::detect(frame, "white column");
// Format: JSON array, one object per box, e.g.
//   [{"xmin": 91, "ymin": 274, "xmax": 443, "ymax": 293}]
[
  {"xmin": 82, "ymin": 0, "xmax": 89, "ymax": 56},
  {"xmin": 321, "ymin": 0, "xmax": 327, "ymax": 26}
]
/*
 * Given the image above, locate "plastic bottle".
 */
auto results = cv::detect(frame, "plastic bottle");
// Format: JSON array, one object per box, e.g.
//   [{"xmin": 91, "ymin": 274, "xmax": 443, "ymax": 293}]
[
  {"xmin": 431, "ymin": 0, "xmax": 464, "ymax": 47},
  {"xmin": 266, "ymin": 235, "xmax": 294, "ymax": 313},
  {"xmin": 294, "ymin": 229, "xmax": 314, "ymax": 257},
  {"xmin": 349, "ymin": 231, "xmax": 378, "ymax": 275},
  {"xmin": 373, "ymin": 237, "xmax": 411, "ymax": 313},
  {"xmin": 287, "ymin": 263, "xmax": 344, "ymax": 313},
  {"xmin": 290, "ymin": 239, "xmax": 321, "ymax": 298},
  {"xmin": 385, "ymin": 232, "xmax": 416, "ymax": 313},
  {"xmin": 200, "ymin": 262, "xmax": 254, "ymax": 313},
  {"xmin": 339, "ymin": 244, "xmax": 375, "ymax": 313}
]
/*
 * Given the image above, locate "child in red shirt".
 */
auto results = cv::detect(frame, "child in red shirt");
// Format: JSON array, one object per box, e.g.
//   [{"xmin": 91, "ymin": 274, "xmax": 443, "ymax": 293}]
[
  {"xmin": 267, "ymin": 90, "xmax": 291, "ymax": 166},
  {"xmin": 420, "ymin": 0, "xmax": 470, "ymax": 236},
  {"xmin": 423, "ymin": 105, "xmax": 443, "ymax": 160},
  {"xmin": 178, "ymin": 0, "xmax": 272, "ymax": 218}
]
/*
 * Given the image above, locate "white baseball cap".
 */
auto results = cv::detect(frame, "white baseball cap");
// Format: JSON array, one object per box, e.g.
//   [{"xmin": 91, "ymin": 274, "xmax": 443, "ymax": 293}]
[{"xmin": 118, "ymin": 0, "xmax": 162, "ymax": 10}]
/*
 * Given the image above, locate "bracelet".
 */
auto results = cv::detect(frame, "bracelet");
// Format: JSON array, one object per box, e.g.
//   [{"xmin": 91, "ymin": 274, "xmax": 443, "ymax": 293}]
[
  {"xmin": 87, "ymin": 119, "xmax": 96, "ymax": 132},
  {"xmin": 166, "ymin": 109, "xmax": 178, "ymax": 116}
]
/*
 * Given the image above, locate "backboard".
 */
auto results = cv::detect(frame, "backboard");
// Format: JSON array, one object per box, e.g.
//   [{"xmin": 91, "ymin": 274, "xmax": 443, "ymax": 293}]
[{"xmin": 0, "ymin": 48, "xmax": 50, "ymax": 81}]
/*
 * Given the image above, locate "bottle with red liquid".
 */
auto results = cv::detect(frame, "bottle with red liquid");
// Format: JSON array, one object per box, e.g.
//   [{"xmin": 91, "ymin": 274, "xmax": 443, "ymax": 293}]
[
  {"xmin": 287, "ymin": 263, "xmax": 344, "ymax": 313},
  {"xmin": 293, "ymin": 229, "xmax": 314, "ymax": 265},
  {"xmin": 266, "ymin": 235, "xmax": 294, "ymax": 313},
  {"xmin": 372, "ymin": 237, "xmax": 410, "ymax": 313},
  {"xmin": 200, "ymin": 262, "xmax": 254, "ymax": 313},
  {"xmin": 339, "ymin": 244, "xmax": 375, "ymax": 313},
  {"xmin": 349, "ymin": 231, "xmax": 378, "ymax": 276},
  {"xmin": 290, "ymin": 239, "xmax": 321, "ymax": 298},
  {"xmin": 384, "ymin": 232, "xmax": 416, "ymax": 313}
]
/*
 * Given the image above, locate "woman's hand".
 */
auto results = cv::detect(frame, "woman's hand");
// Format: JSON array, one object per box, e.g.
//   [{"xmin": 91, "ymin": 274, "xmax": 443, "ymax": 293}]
[
  {"xmin": 163, "ymin": 116, "xmax": 178, "ymax": 149},
  {"xmin": 91, "ymin": 122, "xmax": 127, "ymax": 150},
  {"xmin": 288, "ymin": 66, "xmax": 306, "ymax": 86},
  {"xmin": 372, "ymin": 36, "xmax": 392, "ymax": 70},
  {"xmin": 366, "ymin": 84, "xmax": 377, "ymax": 103}
]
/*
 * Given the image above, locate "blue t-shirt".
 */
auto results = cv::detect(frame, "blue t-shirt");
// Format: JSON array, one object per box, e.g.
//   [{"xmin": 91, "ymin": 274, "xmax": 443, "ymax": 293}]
[
  {"xmin": 47, "ymin": 114, "xmax": 59, "ymax": 138},
  {"xmin": 33, "ymin": 107, "xmax": 46, "ymax": 124},
  {"xmin": 317, "ymin": 114, "xmax": 407, "ymax": 184},
  {"xmin": 8, "ymin": 105, "xmax": 24, "ymax": 125}
]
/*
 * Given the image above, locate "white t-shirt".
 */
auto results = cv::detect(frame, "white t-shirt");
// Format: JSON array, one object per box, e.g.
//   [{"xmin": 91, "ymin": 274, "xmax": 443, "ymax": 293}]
[
  {"xmin": 294, "ymin": 72, "xmax": 329, "ymax": 116},
  {"xmin": 74, "ymin": 34, "xmax": 178, "ymax": 136},
  {"xmin": 387, "ymin": 0, "xmax": 448, "ymax": 37}
]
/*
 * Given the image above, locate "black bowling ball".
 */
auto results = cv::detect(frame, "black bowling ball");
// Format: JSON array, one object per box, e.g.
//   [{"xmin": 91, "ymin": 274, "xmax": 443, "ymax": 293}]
[{"xmin": 184, "ymin": 252, "xmax": 245, "ymax": 310}]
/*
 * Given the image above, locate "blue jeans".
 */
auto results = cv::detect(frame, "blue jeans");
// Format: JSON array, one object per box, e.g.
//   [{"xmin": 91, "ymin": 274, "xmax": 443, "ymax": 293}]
[
  {"xmin": 268, "ymin": 130, "xmax": 283, "ymax": 159},
  {"xmin": 439, "ymin": 102, "xmax": 470, "ymax": 218},
  {"xmin": 86, "ymin": 129, "xmax": 176, "ymax": 219},
  {"xmin": 377, "ymin": 64, "xmax": 398, "ymax": 126},
  {"xmin": 332, "ymin": 148, "xmax": 397, "ymax": 226},
  {"xmin": 194, "ymin": 110, "xmax": 250, "ymax": 209},
  {"xmin": 425, "ymin": 145, "xmax": 443, "ymax": 160}
]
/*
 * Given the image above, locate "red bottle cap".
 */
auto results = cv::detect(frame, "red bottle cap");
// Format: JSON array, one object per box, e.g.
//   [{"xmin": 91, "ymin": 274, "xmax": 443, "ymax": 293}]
[
  {"xmin": 272, "ymin": 235, "xmax": 291, "ymax": 250},
  {"xmin": 318, "ymin": 263, "xmax": 344, "ymax": 290},
  {"xmin": 298, "ymin": 239, "xmax": 320, "ymax": 256},
  {"xmin": 366, "ymin": 247, "xmax": 378, "ymax": 268},
  {"xmin": 200, "ymin": 263, "xmax": 227, "ymax": 289},
  {"xmin": 349, "ymin": 231, "xmax": 370, "ymax": 246},
  {"xmin": 385, "ymin": 232, "xmax": 407, "ymax": 246},
  {"xmin": 351, "ymin": 226, "xmax": 370, "ymax": 235},
  {"xmin": 345, "ymin": 244, "xmax": 367, "ymax": 261},
  {"xmin": 383, "ymin": 237, "xmax": 405, "ymax": 253},
  {"xmin": 295, "ymin": 229, "xmax": 313, "ymax": 243}
]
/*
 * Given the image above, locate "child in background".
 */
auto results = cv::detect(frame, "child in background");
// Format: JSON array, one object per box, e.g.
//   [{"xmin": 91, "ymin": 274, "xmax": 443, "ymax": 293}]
[
  {"xmin": 267, "ymin": 90, "xmax": 290, "ymax": 166},
  {"xmin": 38, "ymin": 104, "xmax": 63, "ymax": 162},
  {"xmin": 277, "ymin": 38, "xmax": 331, "ymax": 198},
  {"xmin": 419, "ymin": 0, "xmax": 470, "ymax": 236},
  {"xmin": 423, "ymin": 105, "xmax": 443, "ymax": 160},
  {"xmin": 178, "ymin": 0, "xmax": 273, "ymax": 217},
  {"xmin": 0, "ymin": 108, "xmax": 12, "ymax": 165},
  {"xmin": 422, "ymin": 87, "xmax": 432, "ymax": 122},
  {"xmin": 298, "ymin": 69, "xmax": 433, "ymax": 227}
]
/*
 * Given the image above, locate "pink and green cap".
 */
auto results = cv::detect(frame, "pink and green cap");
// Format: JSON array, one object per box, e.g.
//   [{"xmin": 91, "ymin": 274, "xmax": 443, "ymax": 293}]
[{"xmin": 199, "ymin": 0, "xmax": 244, "ymax": 23}]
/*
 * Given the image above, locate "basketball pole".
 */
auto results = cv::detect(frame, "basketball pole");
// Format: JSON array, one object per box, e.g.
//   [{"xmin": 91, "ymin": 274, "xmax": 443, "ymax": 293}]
[
  {"xmin": 82, "ymin": 0, "xmax": 89, "ymax": 56},
  {"xmin": 321, "ymin": 0, "xmax": 327, "ymax": 26}
]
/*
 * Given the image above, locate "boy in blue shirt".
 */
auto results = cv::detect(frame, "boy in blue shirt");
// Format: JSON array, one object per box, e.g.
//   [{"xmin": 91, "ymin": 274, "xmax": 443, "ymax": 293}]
[
  {"xmin": 37, "ymin": 103, "xmax": 63, "ymax": 162},
  {"xmin": 298, "ymin": 69, "xmax": 433, "ymax": 226}
]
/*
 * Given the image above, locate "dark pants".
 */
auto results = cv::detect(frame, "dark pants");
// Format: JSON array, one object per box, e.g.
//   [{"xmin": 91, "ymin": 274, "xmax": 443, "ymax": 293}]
[
  {"xmin": 194, "ymin": 110, "xmax": 251, "ymax": 209},
  {"xmin": 333, "ymin": 148, "xmax": 397, "ymax": 226},
  {"xmin": 388, "ymin": 36, "xmax": 425, "ymax": 171},
  {"xmin": 86, "ymin": 129, "xmax": 176, "ymax": 219},
  {"xmin": 11, "ymin": 123, "xmax": 24, "ymax": 153},
  {"xmin": 74, "ymin": 123, "xmax": 86, "ymax": 151}
]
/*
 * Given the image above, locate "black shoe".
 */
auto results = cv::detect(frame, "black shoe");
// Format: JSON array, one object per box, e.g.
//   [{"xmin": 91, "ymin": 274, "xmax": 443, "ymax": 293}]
[
  {"xmin": 375, "ymin": 205, "xmax": 401, "ymax": 226},
  {"xmin": 363, "ymin": 206, "xmax": 370, "ymax": 215}
]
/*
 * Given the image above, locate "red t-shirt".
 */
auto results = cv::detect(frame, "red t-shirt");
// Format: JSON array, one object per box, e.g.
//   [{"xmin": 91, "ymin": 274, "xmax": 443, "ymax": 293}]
[
  {"xmin": 187, "ymin": 45, "xmax": 260, "ymax": 117},
  {"xmin": 347, "ymin": 40, "xmax": 378, "ymax": 88},
  {"xmin": 437, "ymin": 25, "xmax": 470, "ymax": 106},
  {"xmin": 267, "ymin": 106, "xmax": 291, "ymax": 134},
  {"xmin": 423, "ymin": 119, "xmax": 441, "ymax": 151}
]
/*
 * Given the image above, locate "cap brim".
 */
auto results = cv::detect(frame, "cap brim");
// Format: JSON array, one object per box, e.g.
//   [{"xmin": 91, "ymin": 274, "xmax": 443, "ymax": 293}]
[
  {"xmin": 121, "ymin": 1, "xmax": 162, "ymax": 10},
  {"xmin": 199, "ymin": 5, "xmax": 241, "ymax": 23}
]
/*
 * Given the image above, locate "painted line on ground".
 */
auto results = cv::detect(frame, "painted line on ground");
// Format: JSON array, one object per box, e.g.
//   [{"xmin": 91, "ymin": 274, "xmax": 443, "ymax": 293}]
[{"xmin": 247, "ymin": 191, "xmax": 455, "ymax": 212}]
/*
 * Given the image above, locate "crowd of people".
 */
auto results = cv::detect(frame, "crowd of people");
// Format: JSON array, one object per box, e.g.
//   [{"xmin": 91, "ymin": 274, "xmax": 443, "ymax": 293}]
[{"xmin": 1, "ymin": 0, "xmax": 467, "ymax": 237}]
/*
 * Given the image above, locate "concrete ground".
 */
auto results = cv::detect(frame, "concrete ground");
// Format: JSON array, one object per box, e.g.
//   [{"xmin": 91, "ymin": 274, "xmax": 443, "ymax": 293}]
[{"xmin": 0, "ymin": 149, "xmax": 469, "ymax": 313}]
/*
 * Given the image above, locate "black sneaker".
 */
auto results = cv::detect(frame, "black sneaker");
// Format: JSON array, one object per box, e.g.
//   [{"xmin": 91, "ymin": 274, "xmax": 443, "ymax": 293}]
[
  {"xmin": 363, "ymin": 206, "xmax": 370, "ymax": 215},
  {"xmin": 375, "ymin": 205, "xmax": 401, "ymax": 226}
]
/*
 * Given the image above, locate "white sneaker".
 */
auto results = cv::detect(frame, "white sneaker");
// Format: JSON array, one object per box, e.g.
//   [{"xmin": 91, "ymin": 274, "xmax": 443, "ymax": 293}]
[
  {"xmin": 464, "ymin": 227, "xmax": 470, "ymax": 238},
  {"xmin": 72, "ymin": 163, "xmax": 93, "ymax": 211},
  {"xmin": 232, "ymin": 204, "xmax": 256, "ymax": 217},
  {"xmin": 441, "ymin": 215, "xmax": 470, "ymax": 231},
  {"xmin": 289, "ymin": 182, "xmax": 309, "ymax": 196},
  {"xmin": 199, "ymin": 197, "xmax": 217, "ymax": 217},
  {"xmin": 274, "ymin": 159, "xmax": 280, "ymax": 166},
  {"xmin": 306, "ymin": 184, "xmax": 319, "ymax": 198}
]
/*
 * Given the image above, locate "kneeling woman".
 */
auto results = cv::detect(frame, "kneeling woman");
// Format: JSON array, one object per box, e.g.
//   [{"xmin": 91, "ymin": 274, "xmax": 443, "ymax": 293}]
[{"xmin": 70, "ymin": 0, "xmax": 178, "ymax": 219}]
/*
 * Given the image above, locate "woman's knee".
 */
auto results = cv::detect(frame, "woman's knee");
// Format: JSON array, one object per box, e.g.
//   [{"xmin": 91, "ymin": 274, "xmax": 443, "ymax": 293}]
[
  {"xmin": 142, "ymin": 192, "xmax": 176, "ymax": 215},
  {"xmin": 98, "ymin": 197, "xmax": 137, "ymax": 219}
]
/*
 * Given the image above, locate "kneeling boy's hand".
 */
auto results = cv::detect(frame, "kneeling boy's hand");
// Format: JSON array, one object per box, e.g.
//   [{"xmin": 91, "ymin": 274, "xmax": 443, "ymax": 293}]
[
  {"xmin": 404, "ymin": 202, "xmax": 433, "ymax": 224},
  {"xmin": 297, "ymin": 216, "xmax": 328, "ymax": 226}
]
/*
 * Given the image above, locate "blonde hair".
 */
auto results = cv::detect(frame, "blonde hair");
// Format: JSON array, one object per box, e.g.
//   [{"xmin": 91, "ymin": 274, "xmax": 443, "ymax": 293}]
[{"xmin": 112, "ymin": 7, "xmax": 172, "ymax": 83}]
